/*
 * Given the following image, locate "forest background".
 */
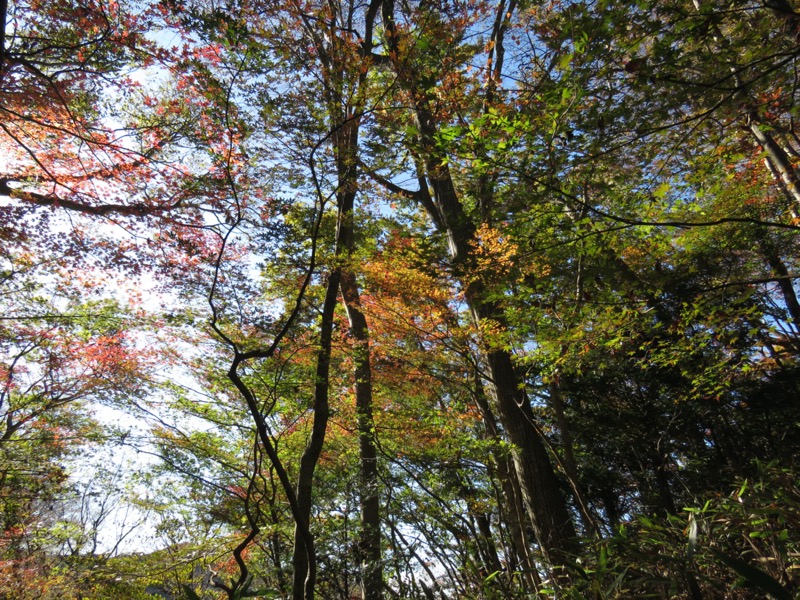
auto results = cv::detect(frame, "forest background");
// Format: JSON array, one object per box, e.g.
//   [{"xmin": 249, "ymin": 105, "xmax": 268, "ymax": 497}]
[{"xmin": 1, "ymin": 0, "xmax": 800, "ymax": 598}]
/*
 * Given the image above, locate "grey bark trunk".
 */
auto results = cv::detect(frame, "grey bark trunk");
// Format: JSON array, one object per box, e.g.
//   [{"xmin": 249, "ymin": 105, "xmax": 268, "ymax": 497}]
[{"xmin": 749, "ymin": 117, "xmax": 800, "ymax": 212}]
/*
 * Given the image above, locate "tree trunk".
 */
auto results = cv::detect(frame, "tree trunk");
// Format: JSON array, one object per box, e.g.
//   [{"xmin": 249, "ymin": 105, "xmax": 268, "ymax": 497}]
[
  {"xmin": 472, "ymin": 380, "xmax": 541, "ymax": 591},
  {"xmin": 749, "ymin": 115, "xmax": 800, "ymax": 213},
  {"xmin": 548, "ymin": 382, "xmax": 600, "ymax": 537},
  {"xmin": 380, "ymin": 0, "xmax": 577, "ymax": 571},
  {"xmin": 292, "ymin": 268, "xmax": 340, "ymax": 600},
  {"xmin": 331, "ymin": 58, "xmax": 383, "ymax": 594},
  {"xmin": 340, "ymin": 270, "xmax": 384, "ymax": 600},
  {"xmin": 476, "ymin": 338, "xmax": 578, "ymax": 567}
]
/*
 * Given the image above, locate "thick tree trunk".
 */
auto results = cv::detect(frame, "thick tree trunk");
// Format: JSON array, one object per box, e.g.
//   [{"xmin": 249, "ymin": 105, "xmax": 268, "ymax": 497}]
[
  {"xmin": 476, "ymin": 337, "xmax": 578, "ymax": 567},
  {"xmin": 472, "ymin": 381, "xmax": 541, "ymax": 591}
]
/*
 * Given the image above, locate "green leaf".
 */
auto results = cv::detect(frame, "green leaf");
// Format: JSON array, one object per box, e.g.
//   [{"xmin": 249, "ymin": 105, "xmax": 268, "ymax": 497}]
[
  {"xmin": 653, "ymin": 182, "xmax": 670, "ymax": 199},
  {"xmin": 687, "ymin": 513, "xmax": 698, "ymax": 559},
  {"xmin": 598, "ymin": 543, "xmax": 608, "ymax": 572},
  {"xmin": 483, "ymin": 570, "xmax": 501, "ymax": 584},
  {"xmin": 736, "ymin": 480, "xmax": 749, "ymax": 499},
  {"xmin": 606, "ymin": 567, "xmax": 630, "ymax": 595}
]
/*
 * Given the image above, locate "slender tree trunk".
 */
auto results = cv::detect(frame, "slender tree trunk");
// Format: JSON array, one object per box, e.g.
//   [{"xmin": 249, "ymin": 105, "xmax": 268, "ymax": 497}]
[
  {"xmin": 749, "ymin": 115, "xmax": 800, "ymax": 213},
  {"xmin": 340, "ymin": 270, "xmax": 383, "ymax": 600},
  {"xmin": 214, "ymin": 321, "xmax": 318, "ymax": 600},
  {"xmin": 688, "ymin": 0, "xmax": 800, "ymax": 219},
  {"xmin": 653, "ymin": 451, "xmax": 677, "ymax": 517},
  {"xmin": 473, "ymin": 512, "xmax": 502, "ymax": 577},
  {"xmin": 291, "ymin": 111, "xmax": 374, "ymax": 599},
  {"xmin": 292, "ymin": 269, "xmax": 340, "ymax": 600},
  {"xmin": 330, "ymin": 58, "xmax": 383, "ymax": 593},
  {"xmin": 0, "ymin": 0, "xmax": 7, "ymax": 85}
]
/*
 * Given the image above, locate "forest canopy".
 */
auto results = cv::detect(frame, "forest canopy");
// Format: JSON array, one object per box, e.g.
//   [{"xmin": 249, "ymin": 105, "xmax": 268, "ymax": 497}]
[{"xmin": 1, "ymin": 0, "xmax": 800, "ymax": 598}]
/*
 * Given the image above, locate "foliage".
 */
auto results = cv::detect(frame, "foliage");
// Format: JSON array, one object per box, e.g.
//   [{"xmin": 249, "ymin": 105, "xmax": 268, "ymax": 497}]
[
  {"xmin": 560, "ymin": 462, "xmax": 799, "ymax": 599},
  {"xmin": 3, "ymin": 0, "xmax": 800, "ymax": 597}
]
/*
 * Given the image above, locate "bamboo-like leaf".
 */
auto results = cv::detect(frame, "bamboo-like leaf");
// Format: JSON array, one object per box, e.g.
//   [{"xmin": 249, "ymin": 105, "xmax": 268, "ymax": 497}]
[
  {"xmin": 709, "ymin": 549, "xmax": 791, "ymax": 600},
  {"xmin": 687, "ymin": 513, "xmax": 698, "ymax": 559}
]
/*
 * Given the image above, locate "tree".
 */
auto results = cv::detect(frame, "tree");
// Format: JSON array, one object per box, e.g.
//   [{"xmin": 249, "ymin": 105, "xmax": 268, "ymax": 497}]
[{"xmin": 0, "ymin": 237, "xmax": 161, "ymax": 596}]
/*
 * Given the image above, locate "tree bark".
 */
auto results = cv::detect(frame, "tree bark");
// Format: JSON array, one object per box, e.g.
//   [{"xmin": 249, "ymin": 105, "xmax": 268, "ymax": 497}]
[
  {"xmin": 749, "ymin": 115, "xmax": 800, "ymax": 213},
  {"xmin": 548, "ymin": 382, "xmax": 600, "ymax": 537},
  {"xmin": 760, "ymin": 240, "xmax": 800, "ymax": 333},
  {"xmin": 288, "ymin": 0, "xmax": 383, "ymax": 592}
]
